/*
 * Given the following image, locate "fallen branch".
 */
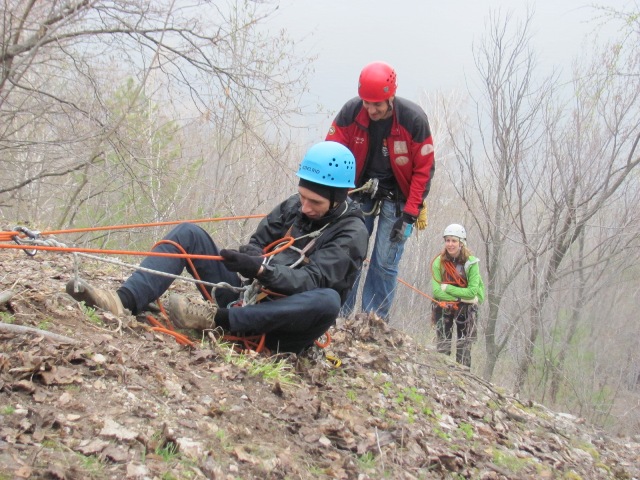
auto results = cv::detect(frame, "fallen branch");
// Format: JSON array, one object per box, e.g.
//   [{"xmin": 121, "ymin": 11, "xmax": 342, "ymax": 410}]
[{"xmin": 0, "ymin": 322, "xmax": 81, "ymax": 345}]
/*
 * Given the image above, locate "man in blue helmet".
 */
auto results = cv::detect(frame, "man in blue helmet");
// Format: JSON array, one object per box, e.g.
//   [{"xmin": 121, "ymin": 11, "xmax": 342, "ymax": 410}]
[{"xmin": 65, "ymin": 141, "xmax": 369, "ymax": 353}]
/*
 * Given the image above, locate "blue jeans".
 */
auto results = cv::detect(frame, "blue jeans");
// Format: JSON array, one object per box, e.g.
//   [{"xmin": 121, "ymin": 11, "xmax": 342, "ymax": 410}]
[
  {"xmin": 341, "ymin": 198, "xmax": 410, "ymax": 320},
  {"xmin": 120, "ymin": 223, "xmax": 340, "ymax": 352}
]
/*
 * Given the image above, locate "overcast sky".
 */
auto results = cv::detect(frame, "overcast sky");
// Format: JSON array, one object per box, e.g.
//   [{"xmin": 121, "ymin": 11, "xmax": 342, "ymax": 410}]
[{"xmin": 260, "ymin": 0, "xmax": 634, "ymax": 139}]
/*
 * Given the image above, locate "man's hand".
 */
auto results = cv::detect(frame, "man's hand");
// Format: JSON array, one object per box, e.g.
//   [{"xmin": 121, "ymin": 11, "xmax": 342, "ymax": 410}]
[
  {"xmin": 220, "ymin": 249, "xmax": 263, "ymax": 279},
  {"xmin": 238, "ymin": 243, "xmax": 263, "ymax": 256},
  {"xmin": 389, "ymin": 212, "xmax": 416, "ymax": 243}
]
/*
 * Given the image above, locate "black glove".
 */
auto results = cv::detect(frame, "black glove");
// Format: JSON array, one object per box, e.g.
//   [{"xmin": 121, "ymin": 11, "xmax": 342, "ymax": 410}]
[
  {"xmin": 220, "ymin": 249, "xmax": 263, "ymax": 278},
  {"xmin": 389, "ymin": 212, "xmax": 416, "ymax": 243},
  {"xmin": 238, "ymin": 243, "xmax": 263, "ymax": 256}
]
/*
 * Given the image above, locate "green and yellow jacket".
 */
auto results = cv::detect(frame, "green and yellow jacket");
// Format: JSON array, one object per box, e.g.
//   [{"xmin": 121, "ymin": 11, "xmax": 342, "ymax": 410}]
[{"xmin": 431, "ymin": 255, "xmax": 485, "ymax": 304}]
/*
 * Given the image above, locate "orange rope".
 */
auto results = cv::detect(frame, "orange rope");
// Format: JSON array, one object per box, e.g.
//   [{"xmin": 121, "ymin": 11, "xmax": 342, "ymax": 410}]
[
  {"xmin": 153, "ymin": 239, "xmax": 215, "ymax": 301},
  {"xmin": 135, "ymin": 239, "xmax": 222, "ymax": 348},
  {"xmin": 396, "ymin": 277, "xmax": 458, "ymax": 310},
  {"xmin": 262, "ymin": 236, "xmax": 295, "ymax": 256},
  {"xmin": 428, "ymin": 253, "xmax": 467, "ymax": 289},
  {"xmin": 0, "ymin": 214, "xmax": 266, "ymax": 242},
  {"xmin": 0, "ymin": 235, "xmax": 293, "ymax": 262},
  {"xmin": 152, "ymin": 326, "xmax": 196, "ymax": 347},
  {"xmin": 223, "ymin": 333, "xmax": 269, "ymax": 354},
  {"xmin": 314, "ymin": 331, "xmax": 331, "ymax": 349},
  {"xmin": 144, "ymin": 313, "xmax": 196, "ymax": 347},
  {"xmin": 0, "ymin": 243, "xmax": 226, "ymax": 258},
  {"xmin": 396, "ymin": 277, "xmax": 438, "ymax": 303}
]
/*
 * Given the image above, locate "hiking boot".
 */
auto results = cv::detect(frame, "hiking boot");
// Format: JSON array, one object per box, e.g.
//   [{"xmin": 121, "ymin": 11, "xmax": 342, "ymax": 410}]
[
  {"xmin": 165, "ymin": 293, "xmax": 217, "ymax": 330},
  {"xmin": 66, "ymin": 278, "xmax": 127, "ymax": 316}
]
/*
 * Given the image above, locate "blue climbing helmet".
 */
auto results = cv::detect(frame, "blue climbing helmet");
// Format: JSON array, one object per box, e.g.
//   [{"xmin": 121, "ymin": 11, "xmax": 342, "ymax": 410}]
[{"xmin": 297, "ymin": 141, "xmax": 356, "ymax": 188}]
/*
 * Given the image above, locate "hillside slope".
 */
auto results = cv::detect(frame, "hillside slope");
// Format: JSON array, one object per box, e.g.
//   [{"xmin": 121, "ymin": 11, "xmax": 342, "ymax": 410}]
[{"xmin": 0, "ymin": 250, "xmax": 638, "ymax": 480}]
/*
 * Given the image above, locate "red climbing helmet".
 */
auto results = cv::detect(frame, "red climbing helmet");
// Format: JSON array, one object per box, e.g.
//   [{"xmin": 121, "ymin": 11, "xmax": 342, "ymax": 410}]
[{"xmin": 358, "ymin": 61, "xmax": 397, "ymax": 102}]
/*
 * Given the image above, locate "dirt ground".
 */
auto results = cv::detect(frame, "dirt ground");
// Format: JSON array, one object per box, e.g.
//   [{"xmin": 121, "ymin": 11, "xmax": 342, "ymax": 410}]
[{"xmin": 1, "ymin": 249, "xmax": 639, "ymax": 480}]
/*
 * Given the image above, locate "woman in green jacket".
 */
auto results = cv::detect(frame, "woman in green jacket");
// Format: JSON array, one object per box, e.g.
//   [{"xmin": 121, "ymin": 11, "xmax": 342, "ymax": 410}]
[{"xmin": 431, "ymin": 224, "xmax": 485, "ymax": 367}]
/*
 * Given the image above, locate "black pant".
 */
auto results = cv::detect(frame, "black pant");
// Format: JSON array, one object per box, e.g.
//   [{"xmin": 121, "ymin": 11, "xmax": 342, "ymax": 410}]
[
  {"xmin": 433, "ymin": 304, "xmax": 478, "ymax": 367},
  {"xmin": 120, "ymin": 223, "xmax": 340, "ymax": 353}
]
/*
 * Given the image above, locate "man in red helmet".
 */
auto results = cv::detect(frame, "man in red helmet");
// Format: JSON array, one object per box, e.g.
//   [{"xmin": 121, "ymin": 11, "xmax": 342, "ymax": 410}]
[{"xmin": 326, "ymin": 61, "xmax": 435, "ymax": 321}]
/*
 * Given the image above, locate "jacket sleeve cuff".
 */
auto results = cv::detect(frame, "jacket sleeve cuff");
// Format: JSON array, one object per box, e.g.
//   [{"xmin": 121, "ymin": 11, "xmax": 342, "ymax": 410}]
[
  {"xmin": 403, "ymin": 205, "xmax": 420, "ymax": 217},
  {"xmin": 257, "ymin": 264, "xmax": 275, "ymax": 285}
]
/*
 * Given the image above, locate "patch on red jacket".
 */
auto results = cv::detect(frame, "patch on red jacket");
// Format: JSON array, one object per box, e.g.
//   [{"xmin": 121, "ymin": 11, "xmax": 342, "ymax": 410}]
[
  {"xmin": 421, "ymin": 144, "xmax": 435, "ymax": 156},
  {"xmin": 328, "ymin": 126, "xmax": 335, "ymax": 135},
  {"xmin": 395, "ymin": 156, "xmax": 409, "ymax": 166},
  {"xmin": 393, "ymin": 141, "xmax": 408, "ymax": 154}
]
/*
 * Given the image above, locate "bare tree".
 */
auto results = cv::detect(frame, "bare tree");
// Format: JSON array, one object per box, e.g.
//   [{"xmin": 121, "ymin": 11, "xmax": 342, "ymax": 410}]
[
  {"xmin": 441, "ymin": 10, "xmax": 552, "ymax": 381},
  {"xmin": 441, "ymin": 9, "xmax": 640, "ymax": 404},
  {"xmin": 541, "ymin": 7, "xmax": 640, "ymax": 422},
  {"xmin": 0, "ymin": 0, "xmax": 310, "ymax": 234},
  {"xmin": 513, "ymin": 38, "xmax": 640, "ymax": 393}
]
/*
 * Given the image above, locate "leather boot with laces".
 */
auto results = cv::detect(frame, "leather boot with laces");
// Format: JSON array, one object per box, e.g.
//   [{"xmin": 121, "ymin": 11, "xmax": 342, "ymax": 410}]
[
  {"xmin": 165, "ymin": 293, "xmax": 217, "ymax": 330},
  {"xmin": 66, "ymin": 278, "xmax": 128, "ymax": 316}
]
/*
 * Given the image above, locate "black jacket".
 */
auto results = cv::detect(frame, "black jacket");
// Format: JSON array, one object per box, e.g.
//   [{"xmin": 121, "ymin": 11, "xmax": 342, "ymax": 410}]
[{"xmin": 246, "ymin": 195, "xmax": 368, "ymax": 303}]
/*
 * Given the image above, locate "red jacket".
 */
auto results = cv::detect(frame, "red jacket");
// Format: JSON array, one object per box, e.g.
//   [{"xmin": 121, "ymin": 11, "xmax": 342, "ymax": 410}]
[{"xmin": 326, "ymin": 96, "xmax": 435, "ymax": 217}]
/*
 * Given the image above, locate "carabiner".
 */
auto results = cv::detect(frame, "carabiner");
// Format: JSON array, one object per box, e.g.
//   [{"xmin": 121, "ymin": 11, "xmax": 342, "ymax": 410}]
[{"xmin": 12, "ymin": 226, "xmax": 41, "ymax": 257}]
